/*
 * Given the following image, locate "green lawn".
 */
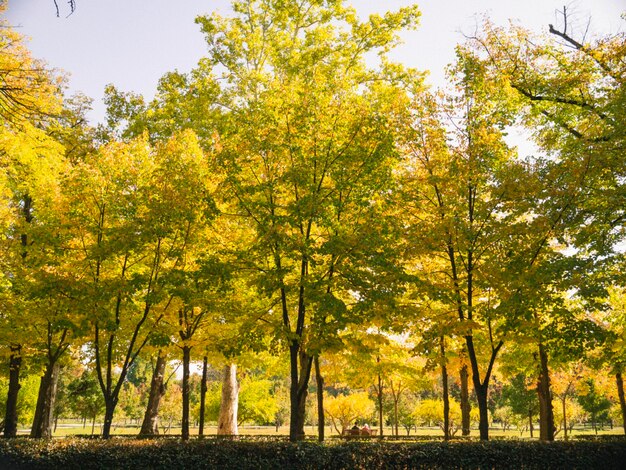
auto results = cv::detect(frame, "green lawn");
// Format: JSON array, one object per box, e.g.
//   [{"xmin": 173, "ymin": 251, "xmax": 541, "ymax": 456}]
[{"xmin": 18, "ymin": 421, "xmax": 624, "ymax": 440}]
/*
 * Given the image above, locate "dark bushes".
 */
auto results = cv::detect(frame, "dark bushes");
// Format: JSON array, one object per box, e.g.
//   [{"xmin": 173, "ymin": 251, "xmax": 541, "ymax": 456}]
[{"xmin": 0, "ymin": 438, "xmax": 625, "ymax": 469}]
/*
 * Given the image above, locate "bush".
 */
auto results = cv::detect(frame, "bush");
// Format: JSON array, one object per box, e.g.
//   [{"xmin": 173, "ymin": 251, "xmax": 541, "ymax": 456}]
[{"xmin": 0, "ymin": 438, "xmax": 625, "ymax": 469}]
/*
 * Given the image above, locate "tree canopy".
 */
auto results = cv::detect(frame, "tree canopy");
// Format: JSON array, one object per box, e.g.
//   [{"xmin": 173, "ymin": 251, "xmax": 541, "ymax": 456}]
[{"xmin": 1, "ymin": 0, "xmax": 626, "ymax": 444}]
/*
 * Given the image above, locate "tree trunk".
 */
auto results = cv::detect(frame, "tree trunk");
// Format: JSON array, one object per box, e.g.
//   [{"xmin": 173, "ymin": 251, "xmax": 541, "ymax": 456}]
[
  {"xmin": 465, "ymin": 334, "xmax": 501, "ymax": 441},
  {"xmin": 289, "ymin": 347, "xmax": 312, "ymax": 442},
  {"xmin": 296, "ymin": 351, "xmax": 311, "ymax": 439},
  {"xmin": 31, "ymin": 361, "xmax": 60, "ymax": 438},
  {"xmin": 102, "ymin": 397, "xmax": 117, "ymax": 438},
  {"xmin": 615, "ymin": 369, "xmax": 626, "ymax": 434},
  {"xmin": 460, "ymin": 364, "xmax": 471, "ymax": 436},
  {"xmin": 441, "ymin": 336, "xmax": 450, "ymax": 440},
  {"xmin": 393, "ymin": 397, "xmax": 399, "ymax": 437},
  {"xmin": 441, "ymin": 368, "xmax": 450, "ymax": 440},
  {"xmin": 139, "ymin": 351, "xmax": 167, "ymax": 436},
  {"xmin": 537, "ymin": 343, "xmax": 555, "ymax": 441},
  {"xmin": 181, "ymin": 346, "xmax": 191, "ymax": 441},
  {"xmin": 289, "ymin": 345, "xmax": 300, "ymax": 441},
  {"xmin": 377, "ymin": 357, "xmax": 384, "ymax": 437},
  {"xmin": 296, "ymin": 376, "xmax": 307, "ymax": 436},
  {"xmin": 314, "ymin": 356, "xmax": 324, "ymax": 442},
  {"xmin": 562, "ymin": 395, "xmax": 568, "ymax": 440},
  {"xmin": 199, "ymin": 356, "xmax": 208, "ymax": 437},
  {"xmin": 616, "ymin": 371, "xmax": 626, "ymax": 436},
  {"xmin": 529, "ymin": 409, "xmax": 534, "ymax": 438},
  {"xmin": 475, "ymin": 384, "xmax": 489, "ymax": 440},
  {"xmin": 4, "ymin": 344, "xmax": 22, "ymax": 438},
  {"xmin": 218, "ymin": 364, "xmax": 238, "ymax": 436}
]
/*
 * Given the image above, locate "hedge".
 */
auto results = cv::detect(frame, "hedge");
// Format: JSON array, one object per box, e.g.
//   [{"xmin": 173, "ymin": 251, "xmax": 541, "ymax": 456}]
[{"xmin": 0, "ymin": 438, "xmax": 625, "ymax": 469}]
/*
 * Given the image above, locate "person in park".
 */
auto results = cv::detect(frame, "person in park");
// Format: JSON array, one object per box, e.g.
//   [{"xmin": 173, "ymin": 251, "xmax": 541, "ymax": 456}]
[
  {"xmin": 350, "ymin": 424, "xmax": 360, "ymax": 435},
  {"xmin": 361, "ymin": 423, "xmax": 371, "ymax": 435}
]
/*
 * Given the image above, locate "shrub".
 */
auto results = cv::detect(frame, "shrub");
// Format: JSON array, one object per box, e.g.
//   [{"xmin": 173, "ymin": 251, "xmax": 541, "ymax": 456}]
[{"xmin": 0, "ymin": 438, "xmax": 625, "ymax": 469}]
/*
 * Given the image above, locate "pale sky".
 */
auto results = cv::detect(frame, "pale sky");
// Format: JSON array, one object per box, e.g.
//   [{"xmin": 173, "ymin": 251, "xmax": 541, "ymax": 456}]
[{"xmin": 5, "ymin": 0, "xmax": 625, "ymax": 124}]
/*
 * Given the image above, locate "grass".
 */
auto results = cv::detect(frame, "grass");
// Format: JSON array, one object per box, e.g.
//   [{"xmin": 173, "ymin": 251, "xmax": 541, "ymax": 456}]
[{"xmin": 17, "ymin": 421, "xmax": 625, "ymax": 440}]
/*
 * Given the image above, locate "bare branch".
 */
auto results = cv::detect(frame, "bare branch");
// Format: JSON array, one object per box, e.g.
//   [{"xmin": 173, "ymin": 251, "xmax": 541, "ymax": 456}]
[
  {"xmin": 549, "ymin": 7, "xmax": 620, "ymax": 82},
  {"xmin": 53, "ymin": 0, "xmax": 76, "ymax": 18}
]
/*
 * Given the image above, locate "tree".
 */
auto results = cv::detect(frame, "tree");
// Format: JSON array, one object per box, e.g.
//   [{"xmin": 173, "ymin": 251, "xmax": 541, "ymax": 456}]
[
  {"xmin": 66, "ymin": 370, "xmax": 105, "ymax": 436},
  {"xmin": 238, "ymin": 376, "xmax": 278, "ymax": 426},
  {"xmin": 413, "ymin": 397, "xmax": 463, "ymax": 436},
  {"xmin": 0, "ymin": 5, "xmax": 61, "ymax": 123},
  {"xmin": 502, "ymin": 374, "xmax": 539, "ymax": 439},
  {"xmin": 63, "ymin": 130, "xmax": 216, "ymax": 438},
  {"xmin": 553, "ymin": 397, "xmax": 586, "ymax": 438},
  {"xmin": 470, "ymin": 10, "xmax": 626, "ymax": 230},
  {"xmin": 0, "ymin": 11, "xmax": 65, "ymax": 437},
  {"xmin": 118, "ymin": 381, "xmax": 145, "ymax": 424},
  {"xmin": 194, "ymin": 0, "xmax": 419, "ymax": 442},
  {"xmin": 324, "ymin": 392, "xmax": 375, "ymax": 435},
  {"xmin": 399, "ymin": 62, "xmax": 518, "ymax": 439},
  {"xmin": 470, "ymin": 15, "xmax": 626, "ymax": 440},
  {"xmin": 396, "ymin": 392, "xmax": 419, "ymax": 436},
  {"xmin": 593, "ymin": 286, "xmax": 626, "ymax": 434},
  {"xmin": 578, "ymin": 378, "xmax": 612, "ymax": 434},
  {"xmin": 409, "ymin": 299, "xmax": 463, "ymax": 441},
  {"xmin": 158, "ymin": 383, "xmax": 182, "ymax": 434}
]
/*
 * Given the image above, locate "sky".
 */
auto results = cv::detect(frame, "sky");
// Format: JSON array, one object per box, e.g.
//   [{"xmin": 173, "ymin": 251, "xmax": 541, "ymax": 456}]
[{"xmin": 5, "ymin": 0, "xmax": 625, "ymax": 125}]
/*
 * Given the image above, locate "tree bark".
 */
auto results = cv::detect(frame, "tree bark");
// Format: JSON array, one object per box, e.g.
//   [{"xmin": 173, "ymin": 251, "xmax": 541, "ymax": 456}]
[
  {"xmin": 475, "ymin": 383, "xmax": 489, "ymax": 440},
  {"xmin": 4, "ymin": 345, "xmax": 22, "ymax": 438},
  {"xmin": 218, "ymin": 364, "xmax": 238, "ymax": 436},
  {"xmin": 466, "ymin": 334, "xmax": 501, "ymax": 440},
  {"xmin": 460, "ymin": 364, "xmax": 471, "ymax": 436},
  {"xmin": 537, "ymin": 343, "xmax": 555, "ymax": 441},
  {"xmin": 30, "ymin": 362, "xmax": 60, "ymax": 438},
  {"xmin": 181, "ymin": 346, "xmax": 191, "ymax": 441},
  {"xmin": 289, "ymin": 347, "xmax": 312, "ymax": 441},
  {"xmin": 297, "ymin": 351, "xmax": 311, "ymax": 439},
  {"xmin": 616, "ymin": 370, "xmax": 626, "ymax": 436},
  {"xmin": 102, "ymin": 397, "xmax": 117, "ymax": 438},
  {"xmin": 389, "ymin": 379, "xmax": 403, "ymax": 438},
  {"xmin": 441, "ymin": 336, "xmax": 450, "ymax": 440},
  {"xmin": 393, "ymin": 395, "xmax": 399, "ymax": 437},
  {"xmin": 314, "ymin": 356, "xmax": 324, "ymax": 442},
  {"xmin": 562, "ymin": 394, "xmax": 568, "ymax": 440},
  {"xmin": 139, "ymin": 351, "xmax": 167, "ymax": 436},
  {"xmin": 376, "ymin": 356, "xmax": 384, "ymax": 437},
  {"xmin": 529, "ymin": 409, "xmax": 534, "ymax": 438},
  {"xmin": 199, "ymin": 356, "xmax": 208, "ymax": 437}
]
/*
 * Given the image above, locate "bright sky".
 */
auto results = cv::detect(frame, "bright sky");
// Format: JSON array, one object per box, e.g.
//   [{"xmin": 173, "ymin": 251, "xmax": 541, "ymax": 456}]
[{"xmin": 5, "ymin": 0, "xmax": 625, "ymax": 124}]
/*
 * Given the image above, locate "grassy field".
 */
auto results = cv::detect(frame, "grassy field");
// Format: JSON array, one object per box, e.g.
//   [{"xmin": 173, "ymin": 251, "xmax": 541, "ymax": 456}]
[{"xmin": 17, "ymin": 421, "xmax": 625, "ymax": 440}]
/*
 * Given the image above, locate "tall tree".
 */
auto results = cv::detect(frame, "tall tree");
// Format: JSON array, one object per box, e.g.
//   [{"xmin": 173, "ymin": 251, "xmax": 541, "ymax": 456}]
[
  {"xmin": 0, "ymin": 10, "xmax": 64, "ymax": 438},
  {"xmin": 194, "ymin": 0, "xmax": 420, "ymax": 441},
  {"xmin": 468, "ymin": 10, "xmax": 626, "ymax": 440},
  {"xmin": 592, "ymin": 286, "xmax": 626, "ymax": 435},
  {"xmin": 399, "ymin": 70, "xmax": 517, "ymax": 439},
  {"xmin": 64, "ymin": 130, "xmax": 216, "ymax": 437}
]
